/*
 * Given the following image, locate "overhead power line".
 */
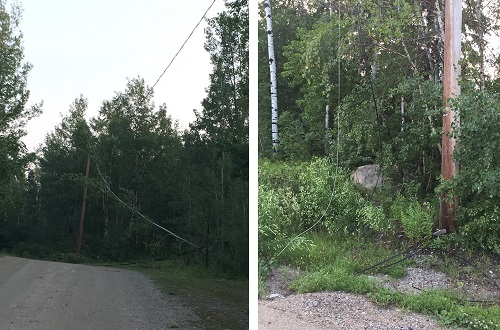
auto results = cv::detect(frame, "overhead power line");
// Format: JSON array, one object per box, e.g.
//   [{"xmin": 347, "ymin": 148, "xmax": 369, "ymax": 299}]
[
  {"xmin": 95, "ymin": 164, "xmax": 199, "ymax": 249},
  {"xmin": 146, "ymin": 0, "xmax": 217, "ymax": 98}
]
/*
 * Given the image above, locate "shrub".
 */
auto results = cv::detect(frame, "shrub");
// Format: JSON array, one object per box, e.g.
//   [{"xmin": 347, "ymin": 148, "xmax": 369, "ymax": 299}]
[
  {"xmin": 400, "ymin": 201, "xmax": 434, "ymax": 245},
  {"xmin": 258, "ymin": 181, "xmax": 313, "ymax": 259},
  {"xmin": 452, "ymin": 89, "xmax": 500, "ymax": 253},
  {"xmin": 357, "ymin": 203, "xmax": 393, "ymax": 234}
]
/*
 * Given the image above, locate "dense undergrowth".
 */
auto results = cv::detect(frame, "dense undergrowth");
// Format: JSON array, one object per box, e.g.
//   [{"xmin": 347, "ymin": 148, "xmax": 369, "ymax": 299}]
[{"xmin": 259, "ymin": 158, "xmax": 500, "ymax": 329}]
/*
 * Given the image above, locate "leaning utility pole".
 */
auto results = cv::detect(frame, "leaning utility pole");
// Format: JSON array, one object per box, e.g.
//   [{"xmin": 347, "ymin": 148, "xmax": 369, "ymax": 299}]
[
  {"xmin": 264, "ymin": 0, "xmax": 278, "ymax": 152},
  {"xmin": 440, "ymin": 0, "xmax": 462, "ymax": 232},
  {"xmin": 76, "ymin": 156, "xmax": 90, "ymax": 254}
]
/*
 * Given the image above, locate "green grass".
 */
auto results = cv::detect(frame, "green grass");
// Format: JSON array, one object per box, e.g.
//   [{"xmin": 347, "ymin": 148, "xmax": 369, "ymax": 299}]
[
  {"xmin": 268, "ymin": 233, "xmax": 500, "ymax": 329},
  {"xmin": 278, "ymin": 232, "xmax": 411, "ymax": 276},
  {"xmin": 123, "ymin": 259, "xmax": 249, "ymax": 330},
  {"xmin": 368, "ymin": 288, "xmax": 500, "ymax": 329}
]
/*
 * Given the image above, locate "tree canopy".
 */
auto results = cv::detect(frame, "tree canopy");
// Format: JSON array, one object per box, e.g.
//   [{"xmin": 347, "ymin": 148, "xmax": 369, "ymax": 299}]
[
  {"xmin": 258, "ymin": 0, "xmax": 500, "ymax": 252},
  {"xmin": 0, "ymin": 0, "xmax": 249, "ymax": 276}
]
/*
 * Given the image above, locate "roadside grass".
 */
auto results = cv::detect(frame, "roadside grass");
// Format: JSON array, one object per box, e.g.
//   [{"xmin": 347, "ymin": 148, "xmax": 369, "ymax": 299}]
[
  {"xmin": 123, "ymin": 259, "xmax": 249, "ymax": 330},
  {"xmin": 277, "ymin": 232, "xmax": 411, "ymax": 277},
  {"xmin": 265, "ymin": 233, "xmax": 500, "ymax": 329}
]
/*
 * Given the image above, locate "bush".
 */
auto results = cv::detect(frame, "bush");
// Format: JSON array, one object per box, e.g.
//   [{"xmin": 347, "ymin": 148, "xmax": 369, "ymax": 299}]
[
  {"xmin": 55, "ymin": 252, "xmax": 89, "ymax": 264},
  {"xmin": 357, "ymin": 203, "xmax": 393, "ymax": 234},
  {"xmin": 451, "ymin": 89, "xmax": 500, "ymax": 253},
  {"xmin": 11, "ymin": 241, "xmax": 52, "ymax": 259},
  {"xmin": 258, "ymin": 183, "xmax": 313, "ymax": 259},
  {"xmin": 460, "ymin": 204, "xmax": 500, "ymax": 254},
  {"xmin": 400, "ymin": 201, "xmax": 434, "ymax": 245},
  {"xmin": 259, "ymin": 158, "xmax": 401, "ymax": 261}
]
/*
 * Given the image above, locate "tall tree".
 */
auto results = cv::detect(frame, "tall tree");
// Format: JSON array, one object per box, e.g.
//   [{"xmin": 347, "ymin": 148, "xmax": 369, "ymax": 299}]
[
  {"xmin": 0, "ymin": 1, "xmax": 41, "ymax": 245},
  {"xmin": 187, "ymin": 0, "xmax": 249, "ymax": 275},
  {"xmin": 38, "ymin": 96, "xmax": 91, "ymax": 244},
  {"xmin": 264, "ymin": 0, "xmax": 279, "ymax": 152}
]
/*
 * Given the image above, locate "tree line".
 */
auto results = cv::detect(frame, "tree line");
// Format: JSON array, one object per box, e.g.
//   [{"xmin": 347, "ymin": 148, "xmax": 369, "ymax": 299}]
[
  {"xmin": 0, "ymin": 0, "xmax": 248, "ymax": 276},
  {"xmin": 258, "ymin": 0, "xmax": 500, "ymax": 251}
]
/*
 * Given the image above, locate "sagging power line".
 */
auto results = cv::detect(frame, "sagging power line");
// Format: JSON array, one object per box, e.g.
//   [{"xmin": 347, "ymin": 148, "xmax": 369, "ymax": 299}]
[
  {"xmin": 95, "ymin": 164, "xmax": 199, "ymax": 249},
  {"xmin": 146, "ymin": 0, "xmax": 218, "ymax": 99}
]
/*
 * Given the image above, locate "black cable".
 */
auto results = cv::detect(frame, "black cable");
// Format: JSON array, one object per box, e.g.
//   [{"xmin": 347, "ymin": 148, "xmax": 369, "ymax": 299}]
[
  {"xmin": 360, "ymin": 249, "xmax": 410, "ymax": 273},
  {"xmin": 377, "ymin": 247, "xmax": 423, "ymax": 270},
  {"xmin": 359, "ymin": 244, "xmax": 421, "ymax": 273},
  {"xmin": 145, "ymin": 0, "xmax": 218, "ymax": 98}
]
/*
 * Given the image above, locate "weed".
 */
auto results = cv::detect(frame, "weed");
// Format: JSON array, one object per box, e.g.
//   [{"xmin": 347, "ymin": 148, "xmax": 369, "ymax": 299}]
[{"xmin": 168, "ymin": 321, "xmax": 180, "ymax": 328}]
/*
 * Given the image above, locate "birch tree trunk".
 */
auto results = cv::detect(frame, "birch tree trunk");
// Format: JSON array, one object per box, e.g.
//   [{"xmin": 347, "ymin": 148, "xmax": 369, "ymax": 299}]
[{"xmin": 264, "ymin": 0, "xmax": 278, "ymax": 152}]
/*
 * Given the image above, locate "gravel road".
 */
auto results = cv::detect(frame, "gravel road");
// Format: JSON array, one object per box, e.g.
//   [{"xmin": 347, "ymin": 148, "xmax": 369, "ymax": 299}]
[
  {"xmin": 258, "ymin": 266, "xmax": 471, "ymax": 329},
  {"xmin": 259, "ymin": 292, "xmax": 453, "ymax": 330},
  {"xmin": 0, "ymin": 256, "xmax": 201, "ymax": 329}
]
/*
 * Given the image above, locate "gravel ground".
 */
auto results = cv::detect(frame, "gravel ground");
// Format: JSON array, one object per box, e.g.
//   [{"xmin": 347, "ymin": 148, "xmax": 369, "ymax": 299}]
[
  {"xmin": 258, "ymin": 265, "xmax": 477, "ymax": 329},
  {"xmin": 259, "ymin": 291, "xmax": 455, "ymax": 329},
  {"xmin": 0, "ymin": 256, "xmax": 201, "ymax": 329}
]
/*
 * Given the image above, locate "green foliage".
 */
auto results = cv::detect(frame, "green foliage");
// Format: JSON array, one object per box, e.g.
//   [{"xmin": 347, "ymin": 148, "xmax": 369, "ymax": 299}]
[
  {"xmin": 451, "ymin": 89, "xmax": 500, "ymax": 253},
  {"xmin": 400, "ymin": 202, "xmax": 434, "ymax": 245},
  {"xmin": 258, "ymin": 185, "xmax": 314, "ymax": 258},
  {"xmin": 276, "ymin": 111, "xmax": 309, "ymax": 161},
  {"xmin": 259, "ymin": 158, "xmax": 413, "ymax": 262},
  {"xmin": 0, "ymin": 1, "xmax": 248, "ymax": 277},
  {"xmin": 0, "ymin": 1, "xmax": 42, "ymax": 228},
  {"xmin": 371, "ymin": 288, "xmax": 500, "ymax": 330},
  {"xmin": 260, "ymin": 0, "xmax": 500, "ymax": 254},
  {"xmin": 460, "ymin": 205, "xmax": 500, "ymax": 254},
  {"xmin": 11, "ymin": 241, "xmax": 52, "ymax": 259},
  {"xmin": 259, "ymin": 158, "xmax": 374, "ymax": 262},
  {"xmin": 297, "ymin": 158, "xmax": 366, "ymax": 235},
  {"xmin": 357, "ymin": 203, "xmax": 392, "ymax": 234},
  {"xmin": 291, "ymin": 267, "xmax": 375, "ymax": 294}
]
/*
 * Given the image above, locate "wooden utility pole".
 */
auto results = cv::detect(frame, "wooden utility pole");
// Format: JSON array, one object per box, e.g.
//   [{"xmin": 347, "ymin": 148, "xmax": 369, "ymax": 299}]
[
  {"xmin": 76, "ymin": 156, "xmax": 90, "ymax": 254},
  {"xmin": 440, "ymin": 0, "xmax": 462, "ymax": 232},
  {"xmin": 264, "ymin": 0, "xmax": 278, "ymax": 152}
]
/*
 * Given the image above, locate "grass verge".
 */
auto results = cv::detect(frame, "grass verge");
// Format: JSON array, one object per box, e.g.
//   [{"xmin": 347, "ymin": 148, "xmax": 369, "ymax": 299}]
[
  {"xmin": 263, "ymin": 233, "xmax": 500, "ymax": 329},
  {"xmin": 123, "ymin": 259, "xmax": 249, "ymax": 330}
]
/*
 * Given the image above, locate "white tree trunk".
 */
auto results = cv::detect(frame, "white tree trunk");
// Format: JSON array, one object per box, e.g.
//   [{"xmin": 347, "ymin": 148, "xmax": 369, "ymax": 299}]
[
  {"xmin": 325, "ymin": 105, "xmax": 329, "ymax": 154},
  {"xmin": 264, "ymin": 0, "xmax": 278, "ymax": 151}
]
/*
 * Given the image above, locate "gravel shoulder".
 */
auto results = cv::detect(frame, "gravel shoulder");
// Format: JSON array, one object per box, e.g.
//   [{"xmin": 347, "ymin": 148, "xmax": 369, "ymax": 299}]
[
  {"xmin": 0, "ymin": 256, "xmax": 201, "ymax": 329},
  {"xmin": 259, "ymin": 291, "xmax": 450, "ymax": 330},
  {"xmin": 258, "ymin": 265, "xmax": 482, "ymax": 330}
]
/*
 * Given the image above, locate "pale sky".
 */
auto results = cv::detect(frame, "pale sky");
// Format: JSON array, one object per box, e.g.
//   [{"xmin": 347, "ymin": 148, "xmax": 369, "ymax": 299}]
[{"xmin": 18, "ymin": 0, "xmax": 227, "ymax": 151}]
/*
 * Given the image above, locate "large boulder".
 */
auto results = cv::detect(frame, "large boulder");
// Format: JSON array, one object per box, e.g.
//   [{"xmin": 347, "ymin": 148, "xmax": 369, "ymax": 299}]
[{"xmin": 350, "ymin": 164, "xmax": 384, "ymax": 190}]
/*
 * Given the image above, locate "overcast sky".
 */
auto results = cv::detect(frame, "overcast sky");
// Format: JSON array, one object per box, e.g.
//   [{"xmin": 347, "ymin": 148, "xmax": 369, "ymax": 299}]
[{"xmin": 18, "ymin": 0, "xmax": 227, "ymax": 152}]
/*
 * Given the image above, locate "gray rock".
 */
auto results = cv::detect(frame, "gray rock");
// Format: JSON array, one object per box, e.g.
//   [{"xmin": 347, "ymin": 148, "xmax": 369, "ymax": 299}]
[{"xmin": 350, "ymin": 164, "xmax": 384, "ymax": 190}]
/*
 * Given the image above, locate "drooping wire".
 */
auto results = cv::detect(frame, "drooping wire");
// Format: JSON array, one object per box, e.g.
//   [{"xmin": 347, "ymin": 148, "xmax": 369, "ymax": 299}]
[
  {"xmin": 336, "ymin": 2, "xmax": 341, "ymax": 179},
  {"xmin": 145, "ymin": 0, "xmax": 217, "ymax": 99},
  {"xmin": 95, "ymin": 164, "xmax": 199, "ymax": 249}
]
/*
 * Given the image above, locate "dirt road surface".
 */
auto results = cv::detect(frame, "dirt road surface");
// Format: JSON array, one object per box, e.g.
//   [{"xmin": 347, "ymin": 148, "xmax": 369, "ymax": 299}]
[{"xmin": 0, "ymin": 256, "xmax": 201, "ymax": 329}]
